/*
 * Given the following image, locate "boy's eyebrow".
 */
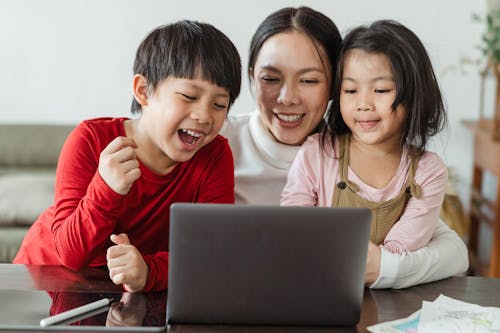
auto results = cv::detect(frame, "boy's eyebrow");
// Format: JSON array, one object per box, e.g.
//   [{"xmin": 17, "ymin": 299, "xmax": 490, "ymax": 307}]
[{"xmin": 181, "ymin": 82, "xmax": 230, "ymax": 98}]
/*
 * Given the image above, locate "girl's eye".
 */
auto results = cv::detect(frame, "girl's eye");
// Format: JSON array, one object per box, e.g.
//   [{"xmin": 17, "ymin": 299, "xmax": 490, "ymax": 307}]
[
  {"xmin": 343, "ymin": 89, "xmax": 356, "ymax": 94},
  {"xmin": 214, "ymin": 103, "xmax": 228, "ymax": 110}
]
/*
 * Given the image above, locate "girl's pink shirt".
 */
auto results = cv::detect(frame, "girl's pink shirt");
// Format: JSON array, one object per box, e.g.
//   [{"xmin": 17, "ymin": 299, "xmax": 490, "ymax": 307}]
[{"xmin": 281, "ymin": 134, "xmax": 448, "ymax": 254}]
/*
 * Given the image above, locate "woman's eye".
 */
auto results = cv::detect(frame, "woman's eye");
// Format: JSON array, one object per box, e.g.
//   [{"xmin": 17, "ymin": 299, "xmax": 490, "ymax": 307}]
[
  {"xmin": 300, "ymin": 79, "xmax": 319, "ymax": 85},
  {"xmin": 259, "ymin": 76, "xmax": 280, "ymax": 84},
  {"xmin": 375, "ymin": 89, "xmax": 391, "ymax": 93}
]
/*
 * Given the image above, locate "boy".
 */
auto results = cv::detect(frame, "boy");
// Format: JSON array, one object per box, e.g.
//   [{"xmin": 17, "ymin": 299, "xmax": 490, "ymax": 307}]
[{"xmin": 14, "ymin": 20, "xmax": 241, "ymax": 292}]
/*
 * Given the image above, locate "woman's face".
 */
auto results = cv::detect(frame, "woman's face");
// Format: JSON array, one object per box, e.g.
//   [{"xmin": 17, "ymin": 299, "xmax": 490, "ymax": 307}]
[{"xmin": 251, "ymin": 31, "xmax": 332, "ymax": 145}]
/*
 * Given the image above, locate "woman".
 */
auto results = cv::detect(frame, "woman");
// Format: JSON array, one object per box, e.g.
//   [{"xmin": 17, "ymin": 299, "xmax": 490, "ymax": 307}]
[{"xmin": 221, "ymin": 6, "xmax": 468, "ymax": 288}]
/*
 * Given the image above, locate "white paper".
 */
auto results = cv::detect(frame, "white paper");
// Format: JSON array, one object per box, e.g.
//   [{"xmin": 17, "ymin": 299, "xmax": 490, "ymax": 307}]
[{"xmin": 367, "ymin": 294, "xmax": 500, "ymax": 333}]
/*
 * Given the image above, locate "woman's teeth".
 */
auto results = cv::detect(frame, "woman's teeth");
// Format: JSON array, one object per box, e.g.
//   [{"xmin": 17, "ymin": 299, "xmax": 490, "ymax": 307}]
[{"xmin": 276, "ymin": 114, "xmax": 304, "ymax": 122}]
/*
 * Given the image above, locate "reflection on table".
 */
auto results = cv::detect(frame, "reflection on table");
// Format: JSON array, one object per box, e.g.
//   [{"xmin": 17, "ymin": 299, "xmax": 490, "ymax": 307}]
[{"xmin": 1, "ymin": 264, "xmax": 499, "ymax": 333}]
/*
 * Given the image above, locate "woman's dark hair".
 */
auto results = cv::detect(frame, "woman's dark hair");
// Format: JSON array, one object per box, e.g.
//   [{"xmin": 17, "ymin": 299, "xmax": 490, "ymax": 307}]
[
  {"xmin": 248, "ymin": 6, "xmax": 341, "ymax": 132},
  {"xmin": 131, "ymin": 20, "xmax": 241, "ymax": 114},
  {"xmin": 321, "ymin": 19, "xmax": 447, "ymax": 154}
]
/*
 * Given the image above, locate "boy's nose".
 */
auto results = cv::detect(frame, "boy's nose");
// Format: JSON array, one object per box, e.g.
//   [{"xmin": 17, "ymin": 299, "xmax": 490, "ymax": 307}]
[
  {"xmin": 277, "ymin": 84, "xmax": 299, "ymax": 106},
  {"xmin": 191, "ymin": 106, "xmax": 212, "ymax": 124}
]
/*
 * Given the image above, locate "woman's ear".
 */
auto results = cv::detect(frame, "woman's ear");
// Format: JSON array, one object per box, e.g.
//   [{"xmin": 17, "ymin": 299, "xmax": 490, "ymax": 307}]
[{"xmin": 132, "ymin": 74, "xmax": 149, "ymax": 107}]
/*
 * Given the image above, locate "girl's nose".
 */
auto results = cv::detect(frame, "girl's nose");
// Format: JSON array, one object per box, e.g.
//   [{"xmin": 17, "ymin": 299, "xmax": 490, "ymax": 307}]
[{"xmin": 356, "ymin": 92, "xmax": 373, "ymax": 111}]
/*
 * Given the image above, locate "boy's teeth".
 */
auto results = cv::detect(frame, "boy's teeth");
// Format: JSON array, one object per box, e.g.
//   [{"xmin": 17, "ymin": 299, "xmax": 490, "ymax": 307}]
[
  {"xmin": 181, "ymin": 129, "xmax": 203, "ymax": 137},
  {"xmin": 277, "ymin": 114, "xmax": 304, "ymax": 122}
]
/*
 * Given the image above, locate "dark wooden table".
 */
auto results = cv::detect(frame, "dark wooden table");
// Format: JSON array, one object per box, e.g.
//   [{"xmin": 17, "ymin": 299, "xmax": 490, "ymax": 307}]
[{"xmin": 1, "ymin": 264, "xmax": 500, "ymax": 332}]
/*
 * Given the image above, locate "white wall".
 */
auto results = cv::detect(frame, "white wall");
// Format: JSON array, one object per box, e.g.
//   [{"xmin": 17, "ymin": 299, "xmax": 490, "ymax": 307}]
[{"xmin": 0, "ymin": 0, "xmax": 488, "ymax": 205}]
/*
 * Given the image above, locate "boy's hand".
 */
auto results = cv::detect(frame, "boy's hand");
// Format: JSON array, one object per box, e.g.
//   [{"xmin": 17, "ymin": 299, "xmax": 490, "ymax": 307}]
[
  {"xmin": 107, "ymin": 233, "xmax": 148, "ymax": 292},
  {"xmin": 365, "ymin": 241, "xmax": 381, "ymax": 286},
  {"xmin": 99, "ymin": 137, "xmax": 141, "ymax": 195}
]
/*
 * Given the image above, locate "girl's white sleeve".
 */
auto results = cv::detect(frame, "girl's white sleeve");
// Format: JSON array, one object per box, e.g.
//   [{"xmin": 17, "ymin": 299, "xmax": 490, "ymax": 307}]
[{"xmin": 370, "ymin": 220, "xmax": 468, "ymax": 289}]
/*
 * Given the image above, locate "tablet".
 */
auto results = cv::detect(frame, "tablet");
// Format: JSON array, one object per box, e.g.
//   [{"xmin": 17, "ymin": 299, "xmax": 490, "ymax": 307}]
[{"xmin": 0, "ymin": 289, "xmax": 166, "ymax": 331}]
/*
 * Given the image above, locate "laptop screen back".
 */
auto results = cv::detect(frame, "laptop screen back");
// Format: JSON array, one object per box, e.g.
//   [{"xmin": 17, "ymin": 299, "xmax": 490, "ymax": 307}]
[{"xmin": 167, "ymin": 203, "xmax": 371, "ymax": 326}]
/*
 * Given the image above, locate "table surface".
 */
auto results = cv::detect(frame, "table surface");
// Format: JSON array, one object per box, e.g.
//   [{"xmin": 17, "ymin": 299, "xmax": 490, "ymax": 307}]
[{"xmin": 1, "ymin": 264, "xmax": 500, "ymax": 332}]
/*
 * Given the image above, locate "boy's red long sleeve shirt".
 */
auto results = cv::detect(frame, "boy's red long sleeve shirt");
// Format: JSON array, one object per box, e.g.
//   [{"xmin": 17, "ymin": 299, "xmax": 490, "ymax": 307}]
[{"xmin": 14, "ymin": 117, "xmax": 235, "ymax": 291}]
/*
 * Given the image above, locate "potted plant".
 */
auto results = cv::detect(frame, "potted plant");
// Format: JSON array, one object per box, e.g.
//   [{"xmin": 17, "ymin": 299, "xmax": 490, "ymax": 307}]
[{"xmin": 473, "ymin": 10, "xmax": 500, "ymax": 139}]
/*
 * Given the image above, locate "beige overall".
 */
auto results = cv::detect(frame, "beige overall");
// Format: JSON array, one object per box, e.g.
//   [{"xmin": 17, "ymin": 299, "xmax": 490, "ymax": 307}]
[{"xmin": 331, "ymin": 135, "xmax": 422, "ymax": 245}]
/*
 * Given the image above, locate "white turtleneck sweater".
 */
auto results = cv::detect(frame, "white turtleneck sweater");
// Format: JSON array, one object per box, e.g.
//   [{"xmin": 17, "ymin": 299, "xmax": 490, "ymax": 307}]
[{"xmin": 220, "ymin": 110, "xmax": 468, "ymax": 289}]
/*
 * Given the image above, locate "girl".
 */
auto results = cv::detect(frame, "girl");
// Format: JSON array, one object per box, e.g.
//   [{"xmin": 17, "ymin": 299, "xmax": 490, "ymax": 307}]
[
  {"xmin": 281, "ymin": 20, "xmax": 448, "ymax": 255},
  {"xmin": 14, "ymin": 20, "xmax": 241, "ymax": 292}
]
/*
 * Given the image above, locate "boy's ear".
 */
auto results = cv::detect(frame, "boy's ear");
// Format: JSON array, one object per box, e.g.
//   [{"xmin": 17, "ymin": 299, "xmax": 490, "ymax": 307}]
[{"xmin": 132, "ymin": 74, "xmax": 149, "ymax": 107}]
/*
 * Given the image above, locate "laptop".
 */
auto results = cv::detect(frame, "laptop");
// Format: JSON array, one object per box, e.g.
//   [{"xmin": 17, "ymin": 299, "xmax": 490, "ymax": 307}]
[{"xmin": 167, "ymin": 203, "xmax": 371, "ymax": 326}]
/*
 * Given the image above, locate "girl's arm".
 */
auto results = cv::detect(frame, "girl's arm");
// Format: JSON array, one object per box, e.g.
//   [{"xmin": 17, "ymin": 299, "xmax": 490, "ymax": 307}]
[
  {"xmin": 382, "ymin": 152, "xmax": 448, "ymax": 253},
  {"xmin": 369, "ymin": 219, "xmax": 468, "ymax": 289},
  {"xmin": 281, "ymin": 136, "xmax": 323, "ymax": 206}
]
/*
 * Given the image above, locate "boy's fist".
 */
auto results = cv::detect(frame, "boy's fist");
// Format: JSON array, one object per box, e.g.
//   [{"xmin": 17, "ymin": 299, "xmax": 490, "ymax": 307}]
[{"xmin": 98, "ymin": 136, "xmax": 141, "ymax": 195}]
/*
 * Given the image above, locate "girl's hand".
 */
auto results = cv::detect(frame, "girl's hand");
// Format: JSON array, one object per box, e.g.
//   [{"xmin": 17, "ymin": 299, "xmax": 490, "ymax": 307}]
[
  {"xmin": 365, "ymin": 241, "xmax": 381, "ymax": 285},
  {"xmin": 107, "ymin": 233, "xmax": 148, "ymax": 292},
  {"xmin": 98, "ymin": 136, "xmax": 141, "ymax": 195}
]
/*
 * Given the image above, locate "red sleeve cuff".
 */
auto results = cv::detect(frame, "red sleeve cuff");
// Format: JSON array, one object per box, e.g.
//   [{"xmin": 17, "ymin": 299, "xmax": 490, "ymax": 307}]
[{"xmin": 141, "ymin": 252, "xmax": 169, "ymax": 292}]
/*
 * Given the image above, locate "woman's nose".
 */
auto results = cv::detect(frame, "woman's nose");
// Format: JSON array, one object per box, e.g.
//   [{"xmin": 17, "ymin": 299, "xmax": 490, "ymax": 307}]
[{"xmin": 277, "ymin": 83, "xmax": 299, "ymax": 106}]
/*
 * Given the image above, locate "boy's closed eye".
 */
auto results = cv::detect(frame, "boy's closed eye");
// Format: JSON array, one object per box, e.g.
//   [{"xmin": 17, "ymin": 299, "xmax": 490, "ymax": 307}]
[{"xmin": 179, "ymin": 93, "xmax": 196, "ymax": 101}]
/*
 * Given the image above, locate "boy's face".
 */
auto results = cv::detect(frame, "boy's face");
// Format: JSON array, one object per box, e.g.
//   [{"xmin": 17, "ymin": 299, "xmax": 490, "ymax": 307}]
[{"xmin": 140, "ymin": 76, "xmax": 230, "ymax": 167}]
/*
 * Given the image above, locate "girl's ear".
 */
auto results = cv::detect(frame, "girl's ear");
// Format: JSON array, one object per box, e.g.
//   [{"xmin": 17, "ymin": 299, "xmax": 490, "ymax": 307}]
[{"xmin": 132, "ymin": 74, "xmax": 149, "ymax": 107}]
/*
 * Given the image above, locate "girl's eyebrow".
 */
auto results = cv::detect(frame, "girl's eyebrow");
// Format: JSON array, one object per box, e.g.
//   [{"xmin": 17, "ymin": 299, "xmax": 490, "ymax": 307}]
[{"xmin": 342, "ymin": 75, "xmax": 393, "ymax": 82}]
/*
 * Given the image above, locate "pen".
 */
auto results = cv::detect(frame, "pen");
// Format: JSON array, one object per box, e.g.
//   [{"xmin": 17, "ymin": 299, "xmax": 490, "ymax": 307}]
[{"xmin": 40, "ymin": 298, "xmax": 112, "ymax": 327}]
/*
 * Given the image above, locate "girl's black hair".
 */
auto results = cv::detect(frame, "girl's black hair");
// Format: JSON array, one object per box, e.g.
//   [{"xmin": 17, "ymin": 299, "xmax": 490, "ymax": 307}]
[
  {"xmin": 131, "ymin": 20, "xmax": 241, "ymax": 114},
  {"xmin": 321, "ymin": 19, "xmax": 447, "ymax": 154},
  {"xmin": 248, "ymin": 6, "xmax": 342, "ymax": 133}
]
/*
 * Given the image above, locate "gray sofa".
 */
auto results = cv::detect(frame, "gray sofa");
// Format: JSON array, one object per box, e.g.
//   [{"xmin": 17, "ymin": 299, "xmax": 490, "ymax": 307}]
[{"xmin": 0, "ymin": 124, "xmax": 74, "ymax": 262}]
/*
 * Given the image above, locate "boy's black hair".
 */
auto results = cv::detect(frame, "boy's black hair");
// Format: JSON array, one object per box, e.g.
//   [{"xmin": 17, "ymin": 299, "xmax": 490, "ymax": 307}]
[
  {"xmin": 248, "ymin": 6, "xmax": 341, "ymax": 133},
  {"xmin": 321, "ymin": 19, "xmax": 446, "ymax": 154},
  {"xmin": 131, "ymin": 20, "xmax": 241, "ymax": 114}
]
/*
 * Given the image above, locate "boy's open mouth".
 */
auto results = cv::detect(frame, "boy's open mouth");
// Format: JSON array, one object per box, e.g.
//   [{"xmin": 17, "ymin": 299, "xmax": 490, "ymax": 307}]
[{"xmin": 178, "ymin": 129, "xmax": 203, "ymax": 145}]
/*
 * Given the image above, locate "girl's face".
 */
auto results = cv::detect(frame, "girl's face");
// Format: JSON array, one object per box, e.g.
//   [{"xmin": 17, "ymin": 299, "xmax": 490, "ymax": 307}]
[
  {"xmin": 339, "ymin": 49, "xmax": 406, "ymax": 149},
  {"xmin": 251, "ymin": 31, "xmax": 332, "ymax": 145},
  {"xmin": 137, "ymin": 75, "xmax": 230, "ymax": 171}
]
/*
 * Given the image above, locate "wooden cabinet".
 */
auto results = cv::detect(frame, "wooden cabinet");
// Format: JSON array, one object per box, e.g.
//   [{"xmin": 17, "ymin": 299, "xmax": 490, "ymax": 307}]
[{"xmin": 464, "ymin": 119, "xmax": 500, "ymax": 277}]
